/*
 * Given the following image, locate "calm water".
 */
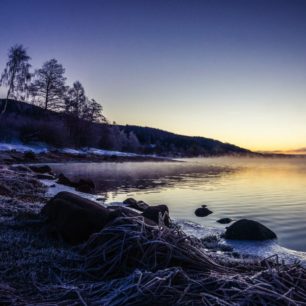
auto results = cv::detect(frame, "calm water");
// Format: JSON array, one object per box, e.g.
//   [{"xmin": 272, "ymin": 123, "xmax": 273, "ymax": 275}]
[{"xmin": 50, "ymin": 157, "xmax": 306, "ymax": 252}]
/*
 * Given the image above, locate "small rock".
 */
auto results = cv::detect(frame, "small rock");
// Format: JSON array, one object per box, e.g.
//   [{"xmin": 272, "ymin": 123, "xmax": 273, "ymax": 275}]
[
  {"xmin": 75, "ymin": 179, "xmax": 95, "ymax": 193},
  {"xmin": 195, "ymin": 207, "xmax": 212, "ymax": 217},
  {"xmin": 217, "ymin": 218, "xmax": 232, "ymax": 224},
  {"xmin": 30, "ymin": 165, "xmax": 52, "ymax": 174},
  {"xmin": 57, "ymin": 173, "xmax": 75, "ymax": 187},
  {"xmin": 78, "ymin": 179, "xmax": 95, "ymax": 189},
  {"xmin": 76, "ymin": 184, "xmax": 94, "ymax": 193},
  {"xmin": 224, "ymin": 219, "xmax": 277, "ymax": 241}
]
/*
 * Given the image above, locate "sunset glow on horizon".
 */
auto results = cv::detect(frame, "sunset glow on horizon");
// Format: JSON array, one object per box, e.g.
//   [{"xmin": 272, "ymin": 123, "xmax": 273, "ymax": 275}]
[{"xmin": 1, "ymin": 0, "xmax": 306, "ymax": 152}]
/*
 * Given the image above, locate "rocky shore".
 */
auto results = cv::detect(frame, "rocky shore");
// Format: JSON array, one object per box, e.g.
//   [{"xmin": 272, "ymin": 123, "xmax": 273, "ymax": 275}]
[{"xmin": 0, "ymin": 163, "xmax": 306, "ymax": 305}]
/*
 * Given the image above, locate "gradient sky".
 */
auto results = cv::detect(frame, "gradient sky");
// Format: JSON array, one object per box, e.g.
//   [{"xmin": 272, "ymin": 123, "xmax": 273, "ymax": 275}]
[{"xmin": 1, "ymin": 0, "xmax": 306, "ymax": 151}]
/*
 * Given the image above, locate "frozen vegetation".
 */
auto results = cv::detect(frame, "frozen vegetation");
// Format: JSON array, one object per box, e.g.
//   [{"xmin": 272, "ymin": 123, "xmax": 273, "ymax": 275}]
[{"xmin": 0, "ymin": 165, "xmax": 305, "ymax": 305}]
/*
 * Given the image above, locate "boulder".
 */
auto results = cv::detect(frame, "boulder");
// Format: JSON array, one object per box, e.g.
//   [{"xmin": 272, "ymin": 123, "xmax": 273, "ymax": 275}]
[
  {"xmin": 41, "ymin": 191, "xmax": 120, "ymax": 244},
  {"xmin": 30, "ymin": 165, "xmax": 52, "ymax": 174},
  {"xmin": 123, "ymin": 198, "xmax": 149, "ymax": 211},
  {"xmin": 224, "ymin": 219, "xmax": 277, "ymax": 241},
  {"xmin": 142, "ymin": 204, "xmax": 170, "ymax": 226},
  {"xmin": 217, "ymin": 218, "xmax": 232, "ymax": 224},
  {"xmin": 195, "ymin": 207, "xmax": 213, "ymax": 217}
]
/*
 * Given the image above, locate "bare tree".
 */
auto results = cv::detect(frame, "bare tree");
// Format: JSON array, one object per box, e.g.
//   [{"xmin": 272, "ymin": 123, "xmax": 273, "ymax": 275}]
[
  {"xmin": 65, "ymin": 81, "xmax": 86, "ymax": 118},
  {"xmin": 29, "ymin": 59, "xmax": 66, "ymax": 110},
  {"xmin": 0, "ymin": 44, "xmax": 31, "ymax": 114},
  {"xmin": 82, "ymin": 98, "xmax": 107, "ymax": 123}
]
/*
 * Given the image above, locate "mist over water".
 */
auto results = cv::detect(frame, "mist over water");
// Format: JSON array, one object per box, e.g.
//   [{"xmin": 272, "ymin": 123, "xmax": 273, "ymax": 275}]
[{"xmin": 50, "ymin": 157, "xmax": 306, "ymax": 252}]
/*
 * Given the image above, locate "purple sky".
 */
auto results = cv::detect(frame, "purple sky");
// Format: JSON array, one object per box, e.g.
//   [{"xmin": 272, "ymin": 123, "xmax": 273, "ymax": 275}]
[{"xmin": 1, "ymin": 0, "xmax": 306, "ymax": 150}]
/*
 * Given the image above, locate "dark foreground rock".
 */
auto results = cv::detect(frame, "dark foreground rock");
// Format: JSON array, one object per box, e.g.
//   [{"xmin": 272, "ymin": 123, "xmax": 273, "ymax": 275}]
[
  {"xmin": 195, "ymin": 207, "xmax": 213, "ymax": 217},
  {"xmin": 142, "ymin": 204, "xmax": 170, "ymax": 226},
  {"xmin": 41, "ymin": 191, "xmax": 120, "ymax": 244},
  {"xmin": 224, "ymin": 219, "xmax": 277, "ymax": 241},
  {"xmin": 217, "ymin": 218, "xmax": 232, "ymax": 224}
]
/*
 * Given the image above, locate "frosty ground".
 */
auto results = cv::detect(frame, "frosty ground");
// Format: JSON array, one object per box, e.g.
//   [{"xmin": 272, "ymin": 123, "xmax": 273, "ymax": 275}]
[{"xmin": 0, "ymin": 162, "xmax": 306, "ymax": 305}]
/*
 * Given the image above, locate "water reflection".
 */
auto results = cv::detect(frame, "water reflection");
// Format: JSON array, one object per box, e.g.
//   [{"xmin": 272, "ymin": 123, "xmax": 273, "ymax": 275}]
[
  {"xmin": 50, "ymin": 157, "xmax": 306, "ymax": 252},
  {"xmin": 50, "ymin": 160, "xmax": 238, "ymax": 201}
]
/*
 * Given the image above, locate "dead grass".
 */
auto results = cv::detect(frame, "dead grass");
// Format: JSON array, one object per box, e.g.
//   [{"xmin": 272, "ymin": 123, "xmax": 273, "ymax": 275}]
[{"xmin": 0, "ymin": 167, "xmax": 305, "ymax": 305}]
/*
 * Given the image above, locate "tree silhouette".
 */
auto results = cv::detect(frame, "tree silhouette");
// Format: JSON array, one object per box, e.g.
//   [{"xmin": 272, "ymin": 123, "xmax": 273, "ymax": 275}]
[
  {"xmin": 65, "ymin": 81, "xmax": 86, "ymax": 118},
  {"xmin": 30, "ymin": 59, "xmax": 67, "ymax": 110},
  {"xmin": 82, "ymin": 98, "xmax": 107, "ymax": 123},
  {"xmin": 0, "ymin": 44, "xmax": 31, "ymax": 114}
]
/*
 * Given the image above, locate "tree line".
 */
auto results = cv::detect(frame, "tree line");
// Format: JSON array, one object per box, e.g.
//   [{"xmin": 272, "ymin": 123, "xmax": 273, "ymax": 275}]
[{"xmin": 0, "ymin": 44, "xmax": 106, "ymax": 123}]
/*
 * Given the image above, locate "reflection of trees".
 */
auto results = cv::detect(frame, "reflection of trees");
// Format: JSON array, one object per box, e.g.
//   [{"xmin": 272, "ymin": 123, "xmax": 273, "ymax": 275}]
[{"xmin": 54, "ymin": 163, "xmax": 239, "ymax": 196}]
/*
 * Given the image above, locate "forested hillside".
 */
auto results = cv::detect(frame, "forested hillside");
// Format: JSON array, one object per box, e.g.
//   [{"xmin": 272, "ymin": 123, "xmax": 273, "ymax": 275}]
[{"xmin": 0, "ymin": 99, "xmax": 251, "ymax": 157}]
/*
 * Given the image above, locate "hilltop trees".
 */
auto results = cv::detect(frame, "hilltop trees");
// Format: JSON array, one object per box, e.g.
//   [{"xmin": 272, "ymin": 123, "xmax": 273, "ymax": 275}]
[
  {"xmin": 65, "ymin": 81, "xmax": 106, "ymax": 123},
  {"xmin": 0, "ymin": 45, "xmax": 107, "ymax": 124},
  {"xmin": 0, "ymin": 44, "xmax": 31, "ymax": 114},
  {"xmin": 65, "ymin": 81, "xmax": 86, "ymax": 118},
  {"xmin": 29, "ymin": 59, "xmax": 67, "ymax": 110},
  {"xmin": 82, "ymin": 99, "xmax": 107, "ymax": 123},
  {"xmin": 0, "ymin": 44, "xmax": 142, "ymax": 153}
]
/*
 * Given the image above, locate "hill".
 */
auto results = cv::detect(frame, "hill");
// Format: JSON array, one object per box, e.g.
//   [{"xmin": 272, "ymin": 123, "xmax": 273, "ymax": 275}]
[{"xmin": 0, "ymin": 99, "xmax": 252, "ymax": 157}]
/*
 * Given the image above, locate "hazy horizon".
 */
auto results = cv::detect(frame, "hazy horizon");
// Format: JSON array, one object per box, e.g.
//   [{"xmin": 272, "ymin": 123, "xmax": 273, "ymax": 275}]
[{"xmin": 1, "ymin": 0, "xmax": 306, "ymax": 152}]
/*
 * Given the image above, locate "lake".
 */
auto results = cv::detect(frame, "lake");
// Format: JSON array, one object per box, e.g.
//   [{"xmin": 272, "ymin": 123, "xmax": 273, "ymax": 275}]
[{"xmin": 50, "ymin": 156, "xmax": 306, "ymax": 255}]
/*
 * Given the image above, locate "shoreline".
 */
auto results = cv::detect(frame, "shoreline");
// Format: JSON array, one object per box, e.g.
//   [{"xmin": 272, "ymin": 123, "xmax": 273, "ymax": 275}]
[
  {"xmin": 0, "ymin": 162, "xmax": 305, "ymax": 304},
  {"xmin": 0, "ymin": 149, "xmax": 175, "ymax": 165}
]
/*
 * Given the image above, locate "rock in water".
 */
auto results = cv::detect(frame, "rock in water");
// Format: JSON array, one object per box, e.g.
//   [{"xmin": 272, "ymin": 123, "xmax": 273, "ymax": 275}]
[
  {"xmin": 224, "ymin": 219, "xmax": 277, "ymax": 241},
  {"xmin": 123, "ymin": 198, "xmax": 149, "ymax": 211},
  {"xmin": 195, "ymin": 207, "xmax": 213, "ymax": 217},
  {"xmin": 41, "ymin": 191, "xmax": 120, "ymax": 244},
  {"xmin": 56, "ymin": 173, "xmax": 76, "ymax": 187},
  {"xmin": 142, "ymin": 205, "xmax": 170, "ymax": 226},
  {"xmin": 75, "ymin": 179, "xmax": 95, "ymax": 193},
  {"xmin": 29, "ymin": 165, "xmax": 52, "ymax": 174},
  {"xmin": 217, "ymin": 218, "xmax": 232, "ymax": 224},
  {"xmin": 123, "ymin": 198, "xmax": 137, "ymax": 205}
]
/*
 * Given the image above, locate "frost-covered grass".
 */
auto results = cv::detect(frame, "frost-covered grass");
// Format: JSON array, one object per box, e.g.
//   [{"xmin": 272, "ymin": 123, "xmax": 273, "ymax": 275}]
[{"xmin": 0, "ymin": 166, "xmax": 306, "ymax": 305}]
